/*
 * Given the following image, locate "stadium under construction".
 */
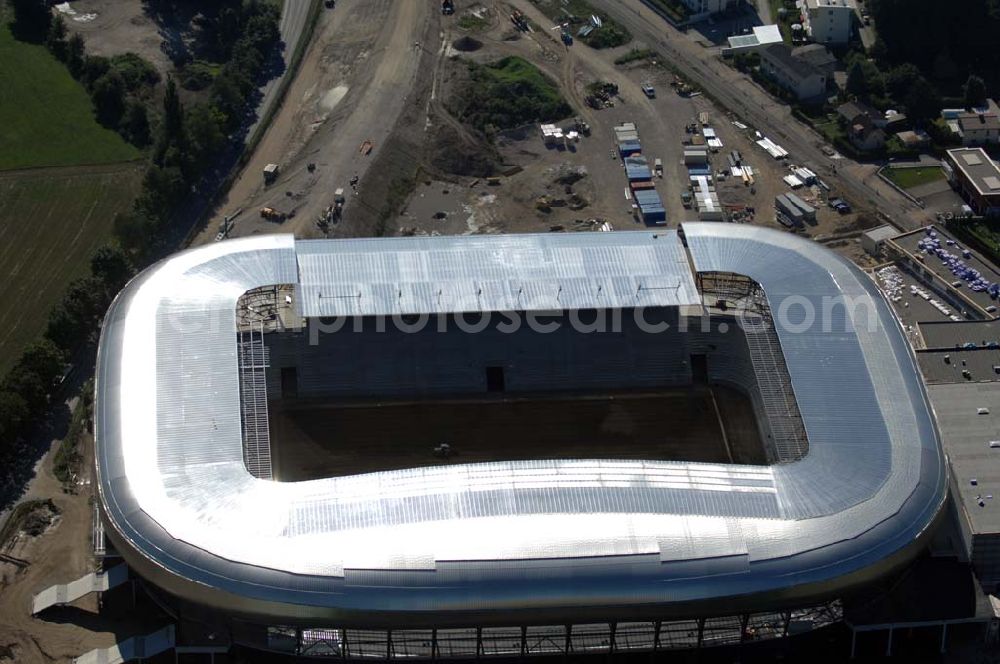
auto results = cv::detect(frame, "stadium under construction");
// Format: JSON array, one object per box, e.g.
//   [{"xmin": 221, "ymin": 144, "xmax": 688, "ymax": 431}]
[{"xmin": 90, "ymin": 225, "xmax": 948, "ymax": 658}]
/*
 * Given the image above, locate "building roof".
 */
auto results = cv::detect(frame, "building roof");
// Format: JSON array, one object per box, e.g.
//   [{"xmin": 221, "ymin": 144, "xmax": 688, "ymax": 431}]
[
  {"xmin": 297, "ymin": 232, "xmax": 698, "ymax": 318},
  {"xmin": 919, "ymin": 319, "xmax": 1000, "ymax": 350},
  {"xmin": 762, "ymin": 44, "xmax": 824, "ymax": 81},
  {"xmin": 957, "ymin": 112, "xmax": 1000, "ymax": 133},
  {"xmin": 726, "ymin": 24, "xmax": 783, "ymax": 51},
  {"xmin": 890, "ymin": 225, "xmax": 1000, "ymax": 315},
  {"xmin": 838, "ymin": 100, "xmax": 882, "ymax": 124},
  {"xmin": 917, "ymin": 348, "xmax": 1000, "ymax": 384},
  {"xmin": 947, "ymin": 148, "xmax": 1000, "ymax": 197},
  {"xmin": 94, "ymin": 226, "xmax": 946, "ymax": 624},
  {"xmin": 863, "ymin": 224, "xmax": 899, "ymax": 244},
  {"xmin": 791, "ymin": 44, "xmax": 837, "ymax": 70},
  {"xmin": 925, "ymin": 382, "xmax": 1000, "ymax": 535}
]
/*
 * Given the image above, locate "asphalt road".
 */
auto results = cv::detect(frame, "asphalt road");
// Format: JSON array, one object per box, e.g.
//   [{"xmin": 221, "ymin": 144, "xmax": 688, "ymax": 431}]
[{"xmin": 592, "ymin": 0, "xmax": 932, "ymax": 232}]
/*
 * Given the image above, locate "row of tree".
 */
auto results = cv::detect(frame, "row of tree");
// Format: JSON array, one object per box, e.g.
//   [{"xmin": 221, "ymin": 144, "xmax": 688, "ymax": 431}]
[
  {"xmin": 0, "ymin": 0, "xmax": 282, "ymax": 503},
  {"xmin": 869, "ymin": 0, "xmax": 1000, "ymax": 99}
]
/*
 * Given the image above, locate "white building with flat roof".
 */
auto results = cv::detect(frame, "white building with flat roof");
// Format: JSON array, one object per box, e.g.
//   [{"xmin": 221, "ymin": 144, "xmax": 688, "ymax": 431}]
[{"xmin": 798, "ymin": 0, "xmax": 856, "ymax": 44}]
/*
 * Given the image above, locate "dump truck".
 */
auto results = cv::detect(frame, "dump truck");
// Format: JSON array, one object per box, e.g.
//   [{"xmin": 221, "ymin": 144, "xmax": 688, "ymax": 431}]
[{"xmin": 263, "ymin": 163, "xmax": 279, "ymax": 184}]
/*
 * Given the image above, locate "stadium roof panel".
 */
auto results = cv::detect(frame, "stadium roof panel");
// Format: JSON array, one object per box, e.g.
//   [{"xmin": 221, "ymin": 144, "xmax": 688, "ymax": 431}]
[
  {"xmin": 296, "ymin": 232, "xmax": 700, "ymax": 317},
  {"xmin": 95, "ymin": 226, "xmax": 946, "ymax": 626}
]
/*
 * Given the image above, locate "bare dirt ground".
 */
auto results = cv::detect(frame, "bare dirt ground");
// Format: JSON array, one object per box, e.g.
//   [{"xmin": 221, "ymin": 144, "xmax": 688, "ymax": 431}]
[
  {"xmin": 194, "ymin": 0, "xmax": 437, "ymax": 243},
  {"xmin": 0, "ymin": 429, "xmax": 143, "ymax": 664},
  {"xmin": 56, "ymin": 0, "xmax": 173, "ymax": 76},
  {"xmin": 269, "ymin": 384, "xmax": 764, "ymax": 481}
]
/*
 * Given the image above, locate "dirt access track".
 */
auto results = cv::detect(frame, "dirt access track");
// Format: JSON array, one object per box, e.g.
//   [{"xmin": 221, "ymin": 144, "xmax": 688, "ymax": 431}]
[{"xmin": 195, "ymin": 0, "xmax": 438, "ymax": 243}]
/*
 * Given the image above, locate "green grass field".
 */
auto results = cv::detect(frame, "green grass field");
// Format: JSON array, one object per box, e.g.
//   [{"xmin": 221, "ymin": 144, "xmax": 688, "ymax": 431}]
[
  {"xmin": 884, "ymin": 166, "xmax": 946, "ymax": 190},
  {"xmin": 0, "ymin": 12, "xmax": 140, "ymax": 170},
  {"xmin": 0, "ymin": 165, "xmax": 142, "ymax": 373}
]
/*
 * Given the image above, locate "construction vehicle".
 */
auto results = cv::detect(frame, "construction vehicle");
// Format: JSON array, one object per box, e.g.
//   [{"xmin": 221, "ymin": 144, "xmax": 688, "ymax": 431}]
[
  {"xmin": 573, "ymin": 117, "xmax": 591, "ymax": 135},
  {"xmin": 433, "ymin": 443, "xmax": 455, "ymax": 458},
  {"xmin": 359, "ymin": 140, "xmax": 374, "ymax": 156},
  {"xmin": 561, "ymin": 27, "xmax": 573, "ymax": 45},
  {"xmin": 333, "ymin": 188, "xmax": 346, "ymax": 218},
  {"xmin": 263, "ymin": 163, "xmax": 279, "ymax": 184},
  {"xmin": 441, "ymin": 0, "xmax": 454, "ymax": 15},
  {"xmin": 260, "ymin": 207, "xmax": 285, "ymax": 222},
  {"xmin": 510, "ymin": 9, "xmax": 528, "ymax": 31}
]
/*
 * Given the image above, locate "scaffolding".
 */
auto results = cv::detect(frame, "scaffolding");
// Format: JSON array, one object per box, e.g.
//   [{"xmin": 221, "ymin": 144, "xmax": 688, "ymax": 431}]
[
  {"xmin": 238, "ymin": 321, "xmax": 273, "ymax": 479},
  {"xmin": 699, "ymin": 272, "xmax": 809, "ymax": 463}
]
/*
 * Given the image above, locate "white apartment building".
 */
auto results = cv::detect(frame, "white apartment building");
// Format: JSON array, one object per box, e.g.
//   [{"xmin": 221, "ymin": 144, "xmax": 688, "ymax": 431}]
[
  {"xmin": 798, "ymin": 0, "xmax": 856, "ymax": 44},
  {"xmin": 680, "ymin": 0, "xmax": 741, "ymax": 20}
]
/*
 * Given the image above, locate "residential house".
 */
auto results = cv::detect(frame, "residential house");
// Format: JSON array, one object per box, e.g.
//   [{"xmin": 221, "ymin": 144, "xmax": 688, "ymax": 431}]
[
  {"xmin": 791, "ymin": 43, "xmax": 837, "ymax": 74},
  {"xmin": 837, "ymin": 100, "xmax": 886, "ymax": 128},
  {"xmin": 847, "ymin": 118, "xmax": 886, "ymax": 151},
  {"xmin": 760, "ymin": 44, "xmax": 828, "ymax": 101},
  {"xmin": 957, "ymin": 103, "xmax": 1000, "ymax": 146}
]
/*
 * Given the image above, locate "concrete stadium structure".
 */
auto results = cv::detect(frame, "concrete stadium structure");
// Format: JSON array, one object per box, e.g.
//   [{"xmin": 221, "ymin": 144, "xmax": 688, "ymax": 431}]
[{"xmin": 94, "ymin": 225, "xmax": 947, "ymax": 658}]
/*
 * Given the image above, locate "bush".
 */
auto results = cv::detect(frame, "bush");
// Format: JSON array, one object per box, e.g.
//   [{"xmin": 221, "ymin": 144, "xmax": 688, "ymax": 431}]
[
  {"xmin": 179, "ymin": 61, "xmax": 218, "ymax": 91},
  {"xmin": 583, "ymin": 23, "xmax": 631, "ymax": 49},
  {"xmin": 452, "ymin": 57, "xmax": 573, "ymax": 133}
]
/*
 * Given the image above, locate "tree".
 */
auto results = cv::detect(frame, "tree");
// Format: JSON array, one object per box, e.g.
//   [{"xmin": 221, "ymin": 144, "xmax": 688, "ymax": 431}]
[
  {"xmin": 45, "ymin": 15, "xmax": 68, "ymax": 61},
  {"xmin": 210, "ymin": 72, "xmax": 247, "ymax": 132},
  {"xmin": 45, "ymin": 276, "xmax": 107, "ymax": 351},
  {"xmin": 136, "ymin": 166, "xmax": 187, "ymax": 219},
  {"xmin": 846, "ymin": 61, "xmax": 868, "ymax": 98},
  {"xmin": 9, "ymin": 0, "xmax": 51, "ymax": 42},
  {"xmin": 904, "ymin": 76, "xmax": 942, "ymax": 124},
  {"xmin": 113, "ymin": 209, "xmax": 166, "ymax": 263},
  {"xmin": 66, "ymin": 33, "xmax": 86, "ymax": 79},
  {"xmin": 885, "ymin": 64, "xmax": 922, "ymax": 101},
  {"xmin": 91, "ymin": 245, "xmax": 134, "ymax": 294},
  {"xmin": 162, "ymin": 77, "xmax": 185, "ymax": 143},
  {"xmin": 121, "ymin": 100, "xmax": 151, "ymax": 148},
  {"xmin": 155, "ymin": 78, "xmax": 186, "ymax": 165},
  {"xmin": 0, "ymin": 391, "xmax": 29, "ymax": 450},
  {"xmin": 186, "ymin": 104, "xmax": 227, "ymax": 174},
  {"xmin": 17, "ymin": 340, "xmax": 66, "ymax": 387},
  {"xmin": 91, "ymin": 71, "xmax": 127, "ymax": 128},
  {"xmin": 80, "ymin": 55, "xmax": 111, "ymax": 90},
  {"xmin": 965, "ymin": 75, "xmax": 988, "ymax": 110}
]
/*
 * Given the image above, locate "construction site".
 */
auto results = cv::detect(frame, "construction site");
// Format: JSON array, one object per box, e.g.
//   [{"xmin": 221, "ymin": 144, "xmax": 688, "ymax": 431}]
[{"xmin": 4, "ymin": 0, "xmax": 997, "ymax": 662}]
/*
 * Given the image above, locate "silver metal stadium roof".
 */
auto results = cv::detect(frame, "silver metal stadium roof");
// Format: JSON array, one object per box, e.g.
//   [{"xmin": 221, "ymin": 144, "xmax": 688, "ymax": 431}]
[
  {"xmin": 296, "ymin": 233, "xmax": 700, "ymax": 317},
  {"xmin": 94, "ymin": 227, "xmax": 946, "ymax": 626}
]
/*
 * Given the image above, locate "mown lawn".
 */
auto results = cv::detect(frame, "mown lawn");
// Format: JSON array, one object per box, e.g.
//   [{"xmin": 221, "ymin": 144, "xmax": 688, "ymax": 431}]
[
  {"xmin": 883, "ymin": 166, "xmax": 946, "ymax": 190},
  {"xmin": 0, "ymin": 12, "xmax": 140, "ymax": 170},
  {"xmin": 0, "ymin": 165, "xmax": 142, "ymax": 373}
]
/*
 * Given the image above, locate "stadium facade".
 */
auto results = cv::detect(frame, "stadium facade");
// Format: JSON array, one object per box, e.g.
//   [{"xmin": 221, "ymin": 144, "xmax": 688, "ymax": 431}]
[{"xmin": 94, "ymin": 225, "xmax": 947, "ymax": 658}]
